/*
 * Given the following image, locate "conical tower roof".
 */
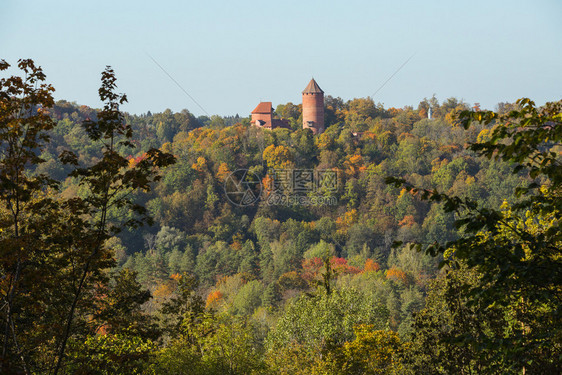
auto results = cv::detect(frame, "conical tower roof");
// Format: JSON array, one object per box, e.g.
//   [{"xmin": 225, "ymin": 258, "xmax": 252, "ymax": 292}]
[{"xmin": 302, "ymin": 78, "xmax": 324, "ymax": 94}]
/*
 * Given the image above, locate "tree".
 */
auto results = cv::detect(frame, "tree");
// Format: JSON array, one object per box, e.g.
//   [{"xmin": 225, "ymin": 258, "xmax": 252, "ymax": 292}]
[
  {"xmin": 51, "ymin": 66, "xmax": 175, "ymax": 374},
  {"xmin": 262, "ymin": 144, "xmax": 293, "ymax": 170},
  {"xmin": 0, "ymin": 58, "xmax": 57, "ymax": 373},
  {"xmin": 339, "ymin": 325, "xmax": 407, "ymax": 375},
  {"xmin": 405, "ymin": 265, "xmax": 507, "ymax": 374},
  {"xmin": 153, "ymin": 313, "xmax": 265, "ymax": 375},
  {"xmin": 93, "ymin": 268, "xmax": 157, "ymax": 339},
  {"xmin": 67, "ymin": 329, "xmax": 157, "ymax": 375},
  {"xmin": 387, "ymin": 98, "xmax": 562, "ymax": 372},
  {"xmin": 0, "ymin": 60, "xmax": 175, "ymax": 374},
  {"xmin": 230, "ymin": 280, "xmax": 264, "ymax": 316},
  {"xmin": 159, "ymin": 273, "xmax": 205, "ymax": 339},
  {"xmin": 266, "ymin": 286, "xmax": 387, "ymax": 356}
]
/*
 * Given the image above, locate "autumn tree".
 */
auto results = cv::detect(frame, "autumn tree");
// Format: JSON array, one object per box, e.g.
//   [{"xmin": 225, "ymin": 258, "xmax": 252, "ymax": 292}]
[
  {"xmin": 0, "ymin": 60, "xmax": 175, "ymax": 374},
  {"xmin": 51, "ymin": 66, "xmax": 174, "ymax": 375},
  {"xmin": 387, "ymin": 98, "xmax": 562, "ymax": 372},
  {"xmin": 339, "ymin": 325, "xmax": 407, "ymax": 375},
  {"xmin": 0, "ymin": 58, "xmax": 57, "ymax": 373}
]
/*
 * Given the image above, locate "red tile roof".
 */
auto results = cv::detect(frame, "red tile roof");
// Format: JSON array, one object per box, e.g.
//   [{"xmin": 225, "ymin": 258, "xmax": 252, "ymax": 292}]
[{"xmin": 251, "ymin": 102, "xmax": 273, "ymax": 114}]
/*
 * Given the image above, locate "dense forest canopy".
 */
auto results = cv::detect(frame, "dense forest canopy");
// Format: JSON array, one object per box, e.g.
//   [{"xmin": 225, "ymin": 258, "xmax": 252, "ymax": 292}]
[{"xmin": 1, "ymin": 59, "xmax": 560, "ymax": 374}]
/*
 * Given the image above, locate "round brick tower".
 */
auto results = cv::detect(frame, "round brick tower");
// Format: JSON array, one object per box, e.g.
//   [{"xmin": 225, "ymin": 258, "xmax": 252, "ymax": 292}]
[{"xmin": 302, "ymin": 78, "xmax": 324, "ymax": 135}]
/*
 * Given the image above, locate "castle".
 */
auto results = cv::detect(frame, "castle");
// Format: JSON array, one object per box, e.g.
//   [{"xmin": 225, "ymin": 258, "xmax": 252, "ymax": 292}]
[{"xmin": 251, "ymin": 78, "xmax": 325, "ymax": 135}]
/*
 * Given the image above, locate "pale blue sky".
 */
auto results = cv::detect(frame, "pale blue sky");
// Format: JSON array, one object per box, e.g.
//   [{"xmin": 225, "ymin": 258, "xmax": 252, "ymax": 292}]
[{"xmin": 1, "ymin": 0, "xmax": 561, "ymax": 116}]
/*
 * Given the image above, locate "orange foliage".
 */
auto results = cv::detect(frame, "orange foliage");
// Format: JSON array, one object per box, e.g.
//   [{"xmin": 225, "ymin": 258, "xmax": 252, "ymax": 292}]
[
  {"xmin": 438, "ymin": 144, "xmax": 461, "ymax": 154},
  {"xmin": 301, "ymin": 257, "xmax": 324, "ymax": 280},
  {"xmin": 302, "ymin": 257, "xmax": 361, "ymax": 281},
  {"xmin": 419, "ymin": 138, "xmax": 433, "ymax": 153},
  {"xmin": 206, "ymin": 290, "xmax": 223, "ymax": 309},
  {"xmin": 331, "ymin": 257, "xmax": 361, "ymax": 275},
  {"xmin": 362, "ymin": 131, "xmax": 377, "ymax": 140},
  {"xmin": 262, "ymin": 174, "xmax": 273, "ymax": 196},
  {"xmin": 445, "ymin": 108, "xmax": 463, "ymax": 127},
  {"xmin": 387, "ymin": 107, "xmax": 400, "ymax": 117},
  {"xmin": 431, "ymin": 158, "xmax": 449, "ymax": 173},
  {"xmin": 95, "ymin": 324, "xmax": 109, "ymax": 335},
  {"xmin": 127, "ymin": 153, "xmax": 147, "ymax": 167},
  {"xmin": 230, "ymin": 233, "xmax": 244, "ymax": 250},
  {"xmin": 336, "ymin": 209, "xmax": 358, "ymax": 230},
  {"xmin": 153, "ymin": 273, "xmax": 184, "ymax": 300},
  {"xmin": 349, "ymin": 154, "xmax": 363, "ymax": 165},
  {"xmin": 363, "ymin": 258, "xmax": 380, "ymax": 272},
  {"xmin": 216, "ymin": 162, "xmax": 231, "ymax": 182},
  {"xmin": 386, "ymin": 267, "xmax": 409, "ymax": 285},
  {"xmin": 398, "ymin": 215, "xmax": 415, "ymax": 227},
  {"xmin": 397, "ymin": 188, "xmax": 408, "ymax": 199},
  {"xmin": 191, "ymin": 156, "xmax": 207, "ymax": 172},
  {"xmin": 153, "ymin": 281, "xmax": 175, "ymax": 299},
  {"xmin": 344, "ymin": 154, "xmax": 365, "ymax": 177}
]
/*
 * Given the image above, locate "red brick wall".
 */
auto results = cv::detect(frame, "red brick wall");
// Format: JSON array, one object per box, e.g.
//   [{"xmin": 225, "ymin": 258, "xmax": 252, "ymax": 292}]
[
  {"xmin": 302, "ymin": 92, "xmax": 324, "ymax": 134},
  {"xmin": 251, "ymin": 112, "xmax": 272, "ymax": 128}
]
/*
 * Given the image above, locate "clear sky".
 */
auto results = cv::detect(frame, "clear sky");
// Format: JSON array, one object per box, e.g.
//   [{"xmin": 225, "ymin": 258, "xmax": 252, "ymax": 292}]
[{"xmin": 1, "ymin": 0, "xmax": 561, "ymax": 116}]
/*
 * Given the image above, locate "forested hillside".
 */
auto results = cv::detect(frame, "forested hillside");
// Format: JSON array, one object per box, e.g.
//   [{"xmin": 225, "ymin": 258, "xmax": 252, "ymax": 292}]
[
  {"xmin": 1, "ymin": 60, "xmax": 560, "ymax": 374},
  {"xmin": 44, "ymin": 94, "xmax": 522, "ymax": 297}
]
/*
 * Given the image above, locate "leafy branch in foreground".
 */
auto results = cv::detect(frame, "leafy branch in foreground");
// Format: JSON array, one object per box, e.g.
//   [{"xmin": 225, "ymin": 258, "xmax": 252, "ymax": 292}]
[
  {"xmin": 386, "ymin": 98, "xmax": 562, "ymax": 373},
  {"xmin": 52, "ymin": 66, "xmax": 175, "ymax": 374},
  {"xmin": 0, "ymin": 59, "xmax": 57, "ymax": 374},
  {"xmin": 0, "ymin": 60, "xmax": 175, "ymax": 374}
]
